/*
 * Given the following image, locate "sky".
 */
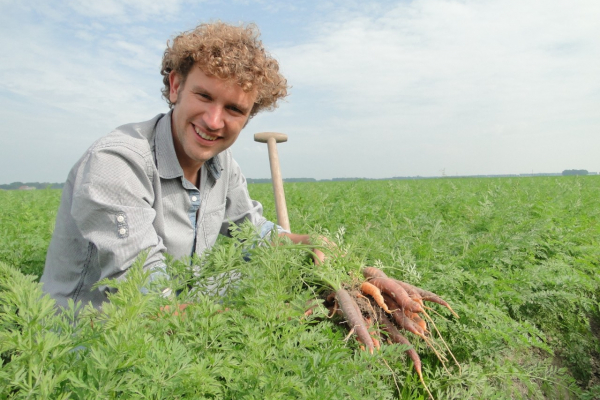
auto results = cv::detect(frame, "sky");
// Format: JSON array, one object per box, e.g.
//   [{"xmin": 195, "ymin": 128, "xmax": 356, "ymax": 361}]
[{"xmin": 0, "ymin": 0, "xmax": 599, "ymax": 184}]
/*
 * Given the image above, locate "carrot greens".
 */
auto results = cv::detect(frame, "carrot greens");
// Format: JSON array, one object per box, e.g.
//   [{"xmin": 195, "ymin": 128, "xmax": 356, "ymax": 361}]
[{"xmin": 1, "ymin": 176, "xmax": 599, "ymax": 399}]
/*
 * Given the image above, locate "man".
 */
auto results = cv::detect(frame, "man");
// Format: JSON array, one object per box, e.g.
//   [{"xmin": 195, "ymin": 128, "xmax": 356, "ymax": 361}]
[{"xmin": 41, "ymin": 22, "xmax": 324, "ymax": 310}]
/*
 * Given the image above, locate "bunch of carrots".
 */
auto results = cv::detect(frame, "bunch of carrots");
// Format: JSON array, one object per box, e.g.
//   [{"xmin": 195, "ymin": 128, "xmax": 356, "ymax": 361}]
[{"xmin": 323, "ymin": 266, "xmax": 460, "ymax": 399}]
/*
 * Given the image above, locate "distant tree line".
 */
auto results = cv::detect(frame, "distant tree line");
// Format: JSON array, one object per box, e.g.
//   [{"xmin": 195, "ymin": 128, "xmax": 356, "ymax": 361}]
[
  {"xmin": 2, "ymin": 171, "xmax": 597, "ymax": 190},
  {"xmin": 0, "ymin": 182, "xmax": 65, "ymax": 190},
  {"xmin": 247, "ymin": 178, "xmax": 318, "ymax": 184},
  {"xmin": 562, "ymin": 170, "xmax": 588, "ymax": 176}
]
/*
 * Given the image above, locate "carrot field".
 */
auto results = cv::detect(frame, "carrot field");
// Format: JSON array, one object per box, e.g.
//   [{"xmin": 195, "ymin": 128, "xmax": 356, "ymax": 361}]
[{"xmin": 1, "ymin": 176, "xmax": 599, "ymax": 399}]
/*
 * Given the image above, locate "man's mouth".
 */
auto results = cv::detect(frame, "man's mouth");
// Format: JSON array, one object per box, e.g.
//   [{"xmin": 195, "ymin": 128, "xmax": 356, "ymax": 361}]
[{"xmin": 194, "ymin": 126, "xmax": 218, "ymax": 141}]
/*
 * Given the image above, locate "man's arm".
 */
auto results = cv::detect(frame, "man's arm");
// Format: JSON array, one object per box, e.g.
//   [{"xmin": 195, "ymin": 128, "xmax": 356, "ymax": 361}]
[{"xmin": 69, "ymin": 142, "xmax": 167, "ymax": 292}]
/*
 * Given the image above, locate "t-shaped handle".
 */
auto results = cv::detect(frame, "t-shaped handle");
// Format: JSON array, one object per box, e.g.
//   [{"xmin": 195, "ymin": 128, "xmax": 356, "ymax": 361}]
[
  {"xmin": 254, "ymin": 132, "xmax": 288, "ymax": 144},
  {"xmin": 254, "ymin": 132, "xmax": 290, "ymax": 232}
]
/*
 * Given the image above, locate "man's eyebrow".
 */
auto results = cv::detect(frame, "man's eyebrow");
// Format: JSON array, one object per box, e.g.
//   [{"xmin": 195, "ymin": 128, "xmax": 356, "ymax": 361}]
[
  {"xmin": 190, "ymin": 84, "xmax": 209, "ymax": 95},
  {"xmin": 190, "ymin": 84, "xmax": 252, "ymax": 115},
  {"xmin": 231, "ymin": 101, "xmax": 252, "ymax": 115}
]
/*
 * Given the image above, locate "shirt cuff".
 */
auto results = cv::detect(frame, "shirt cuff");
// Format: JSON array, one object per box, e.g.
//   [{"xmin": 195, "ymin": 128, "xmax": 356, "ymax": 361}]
[{"xmin": 259, "ymin": 221, "xmax": 290, "ymax": 238}]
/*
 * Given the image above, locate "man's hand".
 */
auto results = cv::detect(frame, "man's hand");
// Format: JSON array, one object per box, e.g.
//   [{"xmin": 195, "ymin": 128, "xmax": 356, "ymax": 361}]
[
  {"xmin": 278, "ymin": 233, "xmax": 336, "ymax": 265},
  {"xmin": 312, "ymin": 236, "xmax": 337, "ymax": 265}
]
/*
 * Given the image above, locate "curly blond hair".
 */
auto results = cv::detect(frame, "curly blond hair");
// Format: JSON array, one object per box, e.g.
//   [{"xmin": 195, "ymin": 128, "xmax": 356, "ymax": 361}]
[{"xmin": 161, "ymin": 22, "xmax": 289, "ymax": 117}]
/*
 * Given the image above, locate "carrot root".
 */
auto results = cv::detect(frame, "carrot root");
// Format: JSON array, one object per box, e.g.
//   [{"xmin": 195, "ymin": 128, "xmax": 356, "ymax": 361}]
[
  {"xmin": 379, "ymin": 312, "xmax": 435, "ymax": 400},
  {"xmin": 395, "ymin": 279, "xmax": 459, "ymax": 319},
  {"xmin": 422, "ymin": 310, "xmax": 462, "ymax": 374},
  {"xmin": 328, "ymin": 270, "xmax": 457, "ymax": 399},
  {"xmin": 335, "ymin": 288, "xmax": 375, "ymax": 354},
  {"xmin": 370, "ymin": 277, "xmax": 424, "ymax": 313},
  {"xmin": 362, "ymin": 266, "xmax": 388, "ymax": 279},
  {"xmin": 361, "ymin": 281, "xmax": 391, "ymax": 313}
]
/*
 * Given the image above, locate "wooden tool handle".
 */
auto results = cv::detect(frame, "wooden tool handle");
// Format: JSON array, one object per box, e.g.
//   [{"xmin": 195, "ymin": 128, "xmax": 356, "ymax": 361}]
[
  {"xmin": 254, "ymin": 131, "xmax": 291, "ymax": 232},
  {"xmin": 267, "ymin": 137, "xmax": 290, "ymax": 231}
]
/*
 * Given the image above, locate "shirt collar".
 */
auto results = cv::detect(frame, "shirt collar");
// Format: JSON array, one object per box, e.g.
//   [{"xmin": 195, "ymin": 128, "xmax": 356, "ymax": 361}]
[{"xmin": 155, "ymin": 111, "xmax": 222, "ymax": 181}]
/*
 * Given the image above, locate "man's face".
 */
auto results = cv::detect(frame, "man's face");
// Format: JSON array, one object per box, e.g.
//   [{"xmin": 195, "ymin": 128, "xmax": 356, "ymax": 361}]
[{"xmin": 169, "ymin": 66, "xmax": 257, "ymax": 174}]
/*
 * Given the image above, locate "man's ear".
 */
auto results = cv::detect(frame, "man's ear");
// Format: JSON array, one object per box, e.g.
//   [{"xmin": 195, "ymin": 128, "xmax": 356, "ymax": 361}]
[{"xmin": 169, "ymin": 71, "xmax": 181, "ymax": 104}]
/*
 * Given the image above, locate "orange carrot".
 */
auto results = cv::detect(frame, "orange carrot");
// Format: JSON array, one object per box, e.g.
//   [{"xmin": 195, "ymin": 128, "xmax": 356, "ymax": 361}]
[
  {"xmin": 382, "ymin": 294, "xmax": 425, "ymax": 338},
  {"xmin": 404, "ymin": 309, "xmax": 428, "ymax": 333},
  {"xmin": 303, "ymin": 299, "xmax": 320, "ymax": 318},
  {"xmin": 384, "ymin": 294, "xmax": 450, "ymax": 375},
  {"xmin": 379, "ymin": 312, "xmax": 434, "ymax": 399},
  {"xmin": 369, "ymin": 277, "xmax": 423, "ymax": 313},
  {"xmin": 335, "ymin": 288, "xmax": 375, "ymax": 354},
  {"xmin": 360, "ymin": 281, "xmax": 391, "ymax": 313},
  {"xmin": 395, "ymin": 280, "xmax": 459, "ymax": 318},
  {"xmin": 392, "ymin": 280, "xmax": 424, "ymax": 305},
  {"xmin": 379, "ymin": 314, "xmax": 421, "ymax": 376},
  {"xmin": 372, "ymin": 337, "xmax": 381, "ymax": 350}
]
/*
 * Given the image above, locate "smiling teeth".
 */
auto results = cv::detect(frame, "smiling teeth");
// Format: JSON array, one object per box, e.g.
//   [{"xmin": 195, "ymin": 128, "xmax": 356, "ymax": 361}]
[{"xmin": 194, "ymin": 126, "xmax": 217, "ymax": 141}]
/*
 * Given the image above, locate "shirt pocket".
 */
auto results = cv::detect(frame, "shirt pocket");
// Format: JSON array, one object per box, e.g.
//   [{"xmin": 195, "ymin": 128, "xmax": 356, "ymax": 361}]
[{"xmin": 201, "ymin": 203, "xmax": 226, "ymax": 249}]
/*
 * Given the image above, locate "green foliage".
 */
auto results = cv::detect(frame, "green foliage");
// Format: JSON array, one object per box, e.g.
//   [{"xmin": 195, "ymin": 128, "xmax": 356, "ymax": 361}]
[
  {"xmin": 1, "ymin": 176, "xmax": 599, "ymax": 398},
  {"xmin": 0, "ymin": 232, "xmax": 408, "ymax": 399},
  {"xmin": 0, "ymin": 189, "xmax": 61, "ymax": 278},
  {"xmin": 250, "ymin": 176, "xmax": 600, "ymax": 397}
]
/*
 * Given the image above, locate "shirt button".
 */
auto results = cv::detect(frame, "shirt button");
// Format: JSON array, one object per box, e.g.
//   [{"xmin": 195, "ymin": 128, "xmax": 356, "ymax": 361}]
[
  {"xmin": 119, "ymin": 228, "xmax": 127, "ymax": 235},
  {"xmin": 117, "ymin": 215, "xmax": 125, "ymax": 223},
  {"xmin": 191, "ymin": 196, "xmax": 198, "ymax": 202}
]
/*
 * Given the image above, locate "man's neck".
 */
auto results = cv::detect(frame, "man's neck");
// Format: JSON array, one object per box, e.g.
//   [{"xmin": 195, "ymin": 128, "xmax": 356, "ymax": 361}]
[{"xmin": 183, "ymin": 166, "xmax": 201, "ymax": 189}]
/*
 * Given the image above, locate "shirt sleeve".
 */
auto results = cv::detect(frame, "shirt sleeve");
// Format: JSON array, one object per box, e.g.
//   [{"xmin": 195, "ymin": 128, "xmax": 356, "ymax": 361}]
[
  {"xmin": 70, "ymin": 141, "xmax": 168, "ymax": 287},
  {"xmin": 259, "ymin": 221, "xmax": 291, "ymax": 237}
]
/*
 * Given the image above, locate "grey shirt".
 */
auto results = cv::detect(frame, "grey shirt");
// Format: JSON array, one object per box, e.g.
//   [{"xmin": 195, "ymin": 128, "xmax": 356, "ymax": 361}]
[{"xmin": 42, "ymin": 112, "xmax": 275, "ymax": 309}]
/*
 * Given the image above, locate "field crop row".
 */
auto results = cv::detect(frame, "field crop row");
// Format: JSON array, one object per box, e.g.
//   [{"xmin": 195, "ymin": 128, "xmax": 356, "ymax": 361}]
[{"xmin": 1, "ymin": 176, "xmax": 599, "ymax": 399}]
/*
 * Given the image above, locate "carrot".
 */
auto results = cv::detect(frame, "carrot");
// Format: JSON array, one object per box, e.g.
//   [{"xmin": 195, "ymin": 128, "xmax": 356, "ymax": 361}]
[
  {"xmin": 379, "ymin": 312, "xmax": 419, "ymax": 361},
  {"xmin": 372, "ymin": 337, "xmax": 381, "ymax": 350},
  {"xmin": 405, "ymin": 309, "xmax": 428, "ymax": 333},
  {"xmin": 382, "ymin": 294, "xmax": 425, "ymax": 338},
  {"xmin": 360, "ymin": 281, "xmax": 391, "ymax": 313},
  {"xmin": 391, "ymin": 280, "xmax": 424, "ymax": 305},
  {"xmin": 362, "ymin": 266, "xmax": 388, "ymax": 279},
  {"xmin": 395, "ymin": 280, "xmax": 459, "ymax": 318},
  {"xmin": 364, "ymin": 316, "xmax": 382, "ymax": 350},
  {"xmin": 384, "ymin": 294, "xmax": 450, "ymax": 374},
  {"xmin": 378, "ymin": 313, "xmax": 433, "ymax": 399},
  {"xmin": 369, "ymin": 277, "xmax": 423, "ymax": 313},
  {"xmin": 335, "ymin": 288, "xmax": 375, "ymax": 354},
  {"xmin": 303, "ymin": 299, "xmax": 321, "ymax": 318}
]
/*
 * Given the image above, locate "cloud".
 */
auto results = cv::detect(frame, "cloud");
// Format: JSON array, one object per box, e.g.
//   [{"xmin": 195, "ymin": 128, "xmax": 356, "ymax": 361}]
[
  {"xmin": 257, "ymin": 0, "xmax": 600, "ymax": 177},
  {"xmin": 67, "ymin": 0, "xmax": 192, "ymax": 22},
  {"xmin": 0, "ymin": 2, "xmax": 168, "ymax": 126},
  {"xmin": 0, "ymin": 0, "xmax": 598, "ymax": 183},
  {"xmin": 278, "ymin": 0, "xmax": 600, "ymax": 107},
  {"xmin": 0, "ymin": 0, "xmax": 174, "ymax": 182}
]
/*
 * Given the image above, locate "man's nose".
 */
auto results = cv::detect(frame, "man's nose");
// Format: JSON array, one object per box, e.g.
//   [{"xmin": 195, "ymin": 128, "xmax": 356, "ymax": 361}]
[{"xmin": 203, "ymin": 105, "xmax": 225, "ymax": 130}]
